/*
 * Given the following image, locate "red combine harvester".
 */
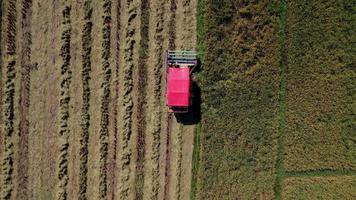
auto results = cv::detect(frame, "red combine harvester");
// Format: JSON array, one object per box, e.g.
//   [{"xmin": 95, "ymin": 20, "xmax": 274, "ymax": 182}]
[{"xmin": 165, "ymin": 50, "xmax": 197, "ymax": 113}]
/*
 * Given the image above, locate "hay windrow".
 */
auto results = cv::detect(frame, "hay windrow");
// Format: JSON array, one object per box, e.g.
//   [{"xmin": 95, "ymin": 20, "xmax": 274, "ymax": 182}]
[
  {"xmin": 98, "ymin": 0, "xmax": 112, "ymax": 199},
  {"xmin": 56, "ymin": 5, "xmax": 72, "ymax": 200},
  {"xmin": 78, "ymin": 1, "xmax": 93, "ymax": 199},
  {"xmin": 1, "ymin": 0, "xmax": 17, "ymax": 199}
]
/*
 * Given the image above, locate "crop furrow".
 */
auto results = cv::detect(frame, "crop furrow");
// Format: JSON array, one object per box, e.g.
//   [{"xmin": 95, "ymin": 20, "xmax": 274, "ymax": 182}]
[
  {"xmin": 98, "ymin": 0, "xmax": 112, "ymax": 199},
  {"xmin": 1, "ymin": 0, "xmax": 17, "ymax": 199},
  {"xmin": 77, "ymin": 1, "xmax": 93, "ymax": 200},
  {"xmin": 56, "ymin": 5, "xmax": 72, "ymax": 200},
  {"xmin": 16, "ymin": 0, "xmax": 34, "ymax": 199},
  {"xmin": 134, "ymin": 0, "xmax": 149, "ymax": 199}
]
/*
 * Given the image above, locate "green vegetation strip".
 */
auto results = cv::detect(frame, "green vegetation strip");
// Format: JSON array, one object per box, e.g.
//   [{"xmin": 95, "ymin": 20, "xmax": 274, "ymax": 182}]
[
  {"xmin": 190, "ymin": 123, "xmax": 201, "ymax": 200},
  {"xmin": 282, "ymin": 176, "xmax": 356, "ymax": 200},
  {"xmin": 274, "ymin": 0, "xmax": 287, "ymax": 199},
  {"xmin": 285, "ymin": 169, "xmax": 356, "ymax": 178},
  {"xmin": 189, "ymin": 0, "xmax": 205, "ymax": 199}
]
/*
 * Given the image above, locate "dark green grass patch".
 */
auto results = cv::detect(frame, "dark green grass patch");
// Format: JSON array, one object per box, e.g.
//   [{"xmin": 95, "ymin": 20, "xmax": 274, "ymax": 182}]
[
  {"xmin": 282, "ymin": 176, "xmax": 356, "ymax": 200},
  {"xmin": 283, "ymin": 0, "xmax": 356, "ymax": 172},
  {"xmin": 197, "ymin": 0, "xmax": 281, "ymax": 199}
]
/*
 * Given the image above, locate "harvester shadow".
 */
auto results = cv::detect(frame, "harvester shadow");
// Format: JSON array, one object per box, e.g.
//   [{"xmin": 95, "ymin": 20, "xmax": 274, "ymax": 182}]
[{"xmin": 174, "ymin": 59, "xmax": 202, "ymax": 125}]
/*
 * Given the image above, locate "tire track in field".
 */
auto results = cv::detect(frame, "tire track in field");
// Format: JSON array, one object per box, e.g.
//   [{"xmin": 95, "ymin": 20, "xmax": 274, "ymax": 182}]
[
  {"xmin": 1, "ymin": 0, "xmax": 17, "ymax": 199},
  {"xmin": 16, "ymin": 0, "xmax": 35, "ymax": 199},
  {"xmin": 78, "ymin": 1, "xmax": 93, "ymax": 199},
  {"xmin": 163, "ymin": 1, "xmax": 177, "ymax": 199},
  {"xmin": 134, "ymin": 0, "xmax": 149, "ymax": 199},
  {"xmin": 56, "ymin": 5, "xmax": 72, "ymax": 200},
  {"xmin": 98, "ymin": 0, "xmax": 112, "ymax": 199},
  {"xmin": 144, "ymin": 0, "xmax": 165, "ymax": 198},
  {"xmin": 118, "ymin": 0, "xmax": 140, "ymax": 198}
]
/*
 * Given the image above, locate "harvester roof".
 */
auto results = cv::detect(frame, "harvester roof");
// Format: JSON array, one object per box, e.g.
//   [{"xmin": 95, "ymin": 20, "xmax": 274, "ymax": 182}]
[{"xmin": 166, "ymin": 67, "xmax": 190, "ymax": 107}]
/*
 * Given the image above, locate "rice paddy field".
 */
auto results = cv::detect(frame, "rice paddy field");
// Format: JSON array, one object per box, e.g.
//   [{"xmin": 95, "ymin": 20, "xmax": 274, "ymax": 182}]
[{"xmin": 0, "ymin": 0, "xmax": 355, "ymax": 200}]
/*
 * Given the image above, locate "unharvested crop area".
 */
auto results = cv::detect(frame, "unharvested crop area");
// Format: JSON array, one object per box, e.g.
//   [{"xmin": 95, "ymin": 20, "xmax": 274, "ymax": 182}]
[
  {"xmin": 0, "ymin": 0, "xmax": 197, "ymax": 199},
  {"xmin": 196, "ymin": 0, "xmax": 356, "ymax": 199}
]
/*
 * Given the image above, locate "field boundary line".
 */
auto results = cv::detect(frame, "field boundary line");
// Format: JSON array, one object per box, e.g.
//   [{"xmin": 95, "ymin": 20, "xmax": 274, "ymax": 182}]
[{"xmin": 274, "ymin": 0, "xmax": 287, "ymax": 199}]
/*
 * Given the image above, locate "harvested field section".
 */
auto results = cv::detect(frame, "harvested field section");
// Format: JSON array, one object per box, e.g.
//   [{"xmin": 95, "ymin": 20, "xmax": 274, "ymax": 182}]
[
  {"xmin": 282, "ymin": 176, "xmax": 356, "ymax": 199},
  {"xmin": 0, "ymin": 0, "xmax": 201, "ymax": 199},
  {"xmin": 1, "ymin": 0, "xmax": 18, "ymax": 199},
  {"xmin": 197, "ymin": 0, "xmax": 281, "ymax": 199},
  {"xmin": 283, "ymin": 0, "xmax": 356, "ymax": 171}
]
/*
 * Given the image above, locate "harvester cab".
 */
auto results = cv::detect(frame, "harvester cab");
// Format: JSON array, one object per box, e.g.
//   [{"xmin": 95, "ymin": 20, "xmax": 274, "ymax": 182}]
[{"xmin": 165, "ymin": 50, "xmax": 197, "ymax": 113}]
